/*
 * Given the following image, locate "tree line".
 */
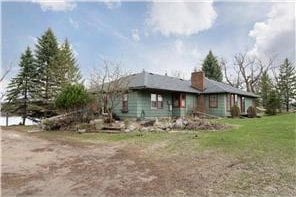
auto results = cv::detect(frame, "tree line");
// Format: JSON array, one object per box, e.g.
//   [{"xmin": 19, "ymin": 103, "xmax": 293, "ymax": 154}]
[
  {"xmin": 201, "ymin": 50, "xmax": 295, "ymax": 114},
  {"xmin": 5, "ymin": 28, "xmax": 82, "ymax": 124}
]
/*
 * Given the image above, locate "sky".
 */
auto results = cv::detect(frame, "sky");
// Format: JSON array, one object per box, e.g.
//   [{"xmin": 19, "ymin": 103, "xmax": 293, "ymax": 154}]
[{"xmin": 1, "ymin": 1, "xmax": 295, "ymax": 88}]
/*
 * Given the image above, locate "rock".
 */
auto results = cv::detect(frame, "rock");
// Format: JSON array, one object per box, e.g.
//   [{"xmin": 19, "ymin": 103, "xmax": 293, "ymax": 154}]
[
  {"xmin": 77, "ymin": 129, "xmax": 86, "ymax": 134},
  {"xmin": 109, "ymin": 121, "xmax": 125, "ymax": 130},
  {"xmin": 140, "ymin": 127, "xmax": 150, "ymax": 132},
  {"xmin": 174, "ymin": 118, "xmax": 185, "ymax": 129},
  {"xmin": 140, "ymin": 119, "xmax": 156, "ymax": 127},
  {"xmin": 128, "ymin": 122, "xmax": 141, "ymax": 131},
  {"xmin": 124, "ymin": 128, "xmax": 132, "ymax": 132}
]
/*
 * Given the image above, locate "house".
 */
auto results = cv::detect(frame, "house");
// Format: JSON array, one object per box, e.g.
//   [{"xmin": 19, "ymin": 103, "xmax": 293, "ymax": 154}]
[{"xmin": 112, "ymin": 71, "xmax": 257, "ymax": 119}]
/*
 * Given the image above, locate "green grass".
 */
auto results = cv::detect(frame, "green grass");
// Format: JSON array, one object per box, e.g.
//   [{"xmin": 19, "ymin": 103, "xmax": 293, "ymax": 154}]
[
  {"xmin": 200, "ymin": 113, "xmax": 296, "ymax": 162},
  {"xmin": 32, "ymin": 113, "xmax": 295, "ymax": 163}
]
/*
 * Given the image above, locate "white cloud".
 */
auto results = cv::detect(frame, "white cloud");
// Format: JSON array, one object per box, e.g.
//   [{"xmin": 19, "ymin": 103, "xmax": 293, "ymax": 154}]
[
  {"xmin": 104, "ymin": 1, "xmax": 121, "ymax": 9},
  {"xmin": 69, "ymin": 17, "xmax": 79, "ymax": 29},
  {"xmin": 139, "ymin": 40, "xmax": 203, "ymax": 78},
  {"xmin": 147, "ymin": 1, "xmax": 217, "ymax": 36},
  {"xmin": 248, "ymin": 3, "xmax": 295, "ymax": 60},
  {"xmin": 33, "ymin": 0, "xmax": 76, "ymax": 12},
  {"xmin": 131, "ymin": 29, "xmax": 140, "ymax": 42}
]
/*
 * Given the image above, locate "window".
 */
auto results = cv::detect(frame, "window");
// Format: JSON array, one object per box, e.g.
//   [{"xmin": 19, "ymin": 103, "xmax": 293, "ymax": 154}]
[
  {"xmin": 173, "ymin": 95, "xmax": 179, "ymax": 107},
  {"xmin": 157, "ymin": 94, "xmax": 163, "ymax": 109},
  {"xmin": 122, "ymin": 93, "xmax": 128, "ymax": 112},
  {"xmin": 173, "ymin": 94, "xmax": 186, "ymax": 108},
  {"xmin": 151, "ymin": 93, "xmax": 163, "ymax": 109},
  {"xmin": 181, "ymin": 94, "xmax": 186, "ymax": 108},
  {"xmin": 209, "ymin": 94, "xmax": 218, "ymax": 108}
]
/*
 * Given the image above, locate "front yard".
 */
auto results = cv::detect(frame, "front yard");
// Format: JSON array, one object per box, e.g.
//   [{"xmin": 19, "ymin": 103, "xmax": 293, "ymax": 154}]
[{"xmin": 2, "ymin": 113, "xmax": 295, "ymax": 196}]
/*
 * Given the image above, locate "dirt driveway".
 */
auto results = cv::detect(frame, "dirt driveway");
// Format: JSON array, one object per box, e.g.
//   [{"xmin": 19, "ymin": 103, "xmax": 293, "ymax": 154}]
[
  {"xmin": 3, "ymin": 127, "xmax": 291, "ymax": 197},
  {"xmin": 1, "ymin": 128, "xmax": 231, "ymax": 197},
  {"xmin": 2, "ymin": 128, "xmax": 161, "ymax": 197}
]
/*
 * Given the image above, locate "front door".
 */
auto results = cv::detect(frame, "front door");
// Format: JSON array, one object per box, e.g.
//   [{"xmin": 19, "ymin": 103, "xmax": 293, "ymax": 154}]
[{"xmin": 172, "ymin": 93, "xmax": 186, "ymax": 117}]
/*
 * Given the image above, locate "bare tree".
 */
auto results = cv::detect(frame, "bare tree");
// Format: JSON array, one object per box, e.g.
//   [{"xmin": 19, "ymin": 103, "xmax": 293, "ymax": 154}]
[
  {"xmin": 1, "ymin": 63, "xmax": 12, "ymax": 83},
  {"xmin": 90, "ymin": 60, "xmax": 130, "ymax": 122},
  {"xmin": 223, "ymin": 52, "xmax": 275, "ymax": 93},
  {"xmin": 221, "ymin": 58, "xmax": 243, "ymax": 88},
  {"xmin": 1, "ymin": 63, "xmax": 13, "ymax": 101}
]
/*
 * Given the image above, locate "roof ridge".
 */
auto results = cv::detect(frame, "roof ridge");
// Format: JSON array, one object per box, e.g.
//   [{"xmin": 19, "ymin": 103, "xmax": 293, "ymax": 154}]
[{"xmin": 143, "ymin": 71, "xmax": 189, "ymax": 80}]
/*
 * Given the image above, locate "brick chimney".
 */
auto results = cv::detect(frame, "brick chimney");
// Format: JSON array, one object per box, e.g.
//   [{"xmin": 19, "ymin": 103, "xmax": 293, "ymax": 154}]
[{"xmin": 191, "ymin": 71, "xmax": 205, "ymax": 92}]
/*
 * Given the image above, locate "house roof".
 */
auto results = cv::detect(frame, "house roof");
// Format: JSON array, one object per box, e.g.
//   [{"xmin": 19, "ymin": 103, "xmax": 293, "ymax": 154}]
[
  {"xmin": 203, "ymin": 78, "xmax": 258, "ymax": 97},
  {"xmin": 126, "ymin": 72, "xmax": 200, "ymax": 93},
  {"xmin": 127, "ymin": 71, "xmax": 257, "ymax": 97}
]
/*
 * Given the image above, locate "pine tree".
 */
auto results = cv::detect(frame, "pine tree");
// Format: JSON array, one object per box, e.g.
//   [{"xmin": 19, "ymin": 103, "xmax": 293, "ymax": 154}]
[
  {"xmin": 259, "ymin": 71, "xmax": 272, "ymax": 108},
  {"xmin": 202, "ymin": 50, "xmax": 223, "ymax": 82},
  {"xmin": 266, "ymin": 89, "xmax": 280, "ymax": 115},
  {"xmin": 278, "ymin": 58, "xmax": 296, "ymax": 112},
  {"xmin": 35, "ymin": 28, "xmax": 60, "ymax": 103},
  {"xmin": 5, "ymin": 47, "xmax": 37, "ymax": 124},
  {"xmin": 58, "ymin": 39, "xmax": 81, "ymax": 86}
]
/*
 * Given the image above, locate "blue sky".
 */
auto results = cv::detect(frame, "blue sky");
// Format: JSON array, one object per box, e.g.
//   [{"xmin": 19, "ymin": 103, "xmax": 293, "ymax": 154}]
[{"xmin": 2, "ymin": 1, "xmax": 295, "ymax": 85}]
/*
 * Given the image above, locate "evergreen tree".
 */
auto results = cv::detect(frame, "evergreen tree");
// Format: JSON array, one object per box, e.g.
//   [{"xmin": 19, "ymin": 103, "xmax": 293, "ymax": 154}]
[
  {"xmin": 5, "ymin": 47, "xmax": 37, "ymax": 124},
  {"xmin": 35, "ymin": 28, "xmax": 60, "ymax": 103},
  {"xmin": 58, "ymin": 39, "xmax": 82, "ymax": 86},
  {"xmin": 266, "ymin": 89, "xmax": 280, "ymax": 115},
  {"xmin": 278, "ymin": 58, "xmax": 296, "ymax": 112},
  {"xmin": 259, "ymin": 71, "xmax": 272, "ymax": 108},
  {"xmin": 202, "ymin": 50, "xmax": 223, "ymax": 82}
]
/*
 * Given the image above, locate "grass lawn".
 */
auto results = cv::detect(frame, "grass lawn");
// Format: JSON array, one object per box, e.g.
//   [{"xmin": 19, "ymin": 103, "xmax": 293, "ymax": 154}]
[
  {"xmin": 35, "ymin": 113, "xmax": 295, "ymax": 158},
  {"xmin": 9, "ymin": 113, "xmax": 296, "ymax": 195}
]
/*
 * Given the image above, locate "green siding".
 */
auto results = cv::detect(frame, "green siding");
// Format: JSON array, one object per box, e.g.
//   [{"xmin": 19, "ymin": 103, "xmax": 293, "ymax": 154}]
[
  {"xmin": 112, "ymin": 90, "xmax": 255, "ymax": 119},
  {"xmin": 245, "ymin": 97, "xmax": 254, "ymax": 111},
  {"xmin": 185, "ymin": 94, "xmax": 197, "ymax": 115},
  {"xmin": 113, "ymin": 90, "xmax": 198, "ymax": 119},
  {"xmin": 112, "ymin": 91, "xmax": 138, "ymax": 118},
  {"xmin": 137, "ymin": 90, "xmax": 172, "ymax": 118},
  {"xmin": 204, "ymin": 94, "xmax": 226, "ymax": 117}
]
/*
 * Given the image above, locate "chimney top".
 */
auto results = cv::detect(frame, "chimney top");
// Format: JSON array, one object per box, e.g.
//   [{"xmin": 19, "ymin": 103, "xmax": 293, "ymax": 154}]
[{"xmin": 191, "ymin": 71, "xmax": 205, "ymax": 92}]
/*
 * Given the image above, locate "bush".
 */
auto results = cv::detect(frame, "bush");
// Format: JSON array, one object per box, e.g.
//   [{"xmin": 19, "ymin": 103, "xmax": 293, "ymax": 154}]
[
  {"xmin": 230, "ymin": 104, "xmax": 240, "ymax": 118},
  {"xmin": 247, "ymin": 106, "xmax": 257, "ymax": 118},
  {"xmin": 55, "ymin": 84, "xmax": 90, "ymax": 111}
]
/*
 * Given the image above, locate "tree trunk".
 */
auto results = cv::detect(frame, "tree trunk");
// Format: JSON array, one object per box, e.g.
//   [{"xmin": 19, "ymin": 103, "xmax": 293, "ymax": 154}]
[{"xmin": 22, "ymin": 117, "xmax": 26, "ymax": 125}]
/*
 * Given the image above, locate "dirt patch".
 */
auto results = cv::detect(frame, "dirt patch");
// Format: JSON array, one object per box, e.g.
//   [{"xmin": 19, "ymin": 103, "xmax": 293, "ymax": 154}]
[{"xmin": 1, "ymin": 127, "xmax": 294, "ymax": 197}]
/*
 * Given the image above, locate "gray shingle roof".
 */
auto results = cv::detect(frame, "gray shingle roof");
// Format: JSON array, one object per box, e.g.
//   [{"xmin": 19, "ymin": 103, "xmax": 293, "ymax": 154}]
[
  {"xmin": 203, "ymin": 78, "xmax": 258, "ymax": 97},
  {"xmin": 127, "ymin": 72, "xmax": 200, "ymax": 93},
  {"xmin": 115, "ymin": 71, "xmax": 257, "ymax": 97}
]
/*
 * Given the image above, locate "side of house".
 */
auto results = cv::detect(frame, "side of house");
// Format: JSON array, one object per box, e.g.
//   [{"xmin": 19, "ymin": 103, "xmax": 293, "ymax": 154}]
[
  {"xmin": 111, "ymin": 71, "xmax": 257, "ymax": 119},
  {"xmin": 112, "ymin": 90, "xmax": 198, "ymax": 119}
]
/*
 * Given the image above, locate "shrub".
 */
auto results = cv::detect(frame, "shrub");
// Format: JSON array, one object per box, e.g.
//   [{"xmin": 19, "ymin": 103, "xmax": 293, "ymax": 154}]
[
  {"xmin": 55, "ymin": 84, "xmax": 90, "ymax": 111},
  {"xmin": 230, "ymin": 104, "xmax": 240, "ymax": 118},
  {"xmin": 247, "ymin": 106, "xmax": 257, "ymax": 118}
]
